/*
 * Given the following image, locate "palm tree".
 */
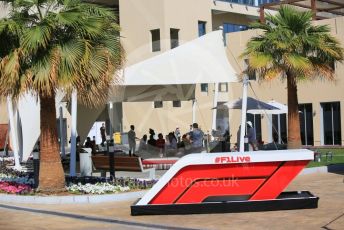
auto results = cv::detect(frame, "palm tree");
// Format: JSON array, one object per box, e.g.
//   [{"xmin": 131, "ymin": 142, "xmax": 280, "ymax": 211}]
[
  {"xmin": 242, "ymin": 6, "xmax": 343, "ymax": 149},
  {"xmin": 0, "ymin": 0, "xmax": 123, "ymax": 192}
]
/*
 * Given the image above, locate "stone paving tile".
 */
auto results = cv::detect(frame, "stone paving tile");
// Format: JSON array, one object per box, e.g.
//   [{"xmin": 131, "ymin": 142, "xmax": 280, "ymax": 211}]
[
  {"xmin": 0, "ymin": 172, "xmax": 343, "ymax": 230},
  {"xmin": 0, "ymin": 208, "xmax": 147, "ymax": 230}
]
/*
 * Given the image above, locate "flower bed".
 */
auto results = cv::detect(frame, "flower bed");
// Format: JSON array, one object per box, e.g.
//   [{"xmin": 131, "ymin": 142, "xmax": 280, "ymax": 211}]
[
  {"xmin": 67, "ymin": 183, "xmax": 130, "ymax": 194},
  {"xmin": 0, "ymin": 174, "xmax": 34, "ymax": 185},
  {"xmin": 0, "ymin": 181, "xmax": 32, "ymax": 194},
  {"xmin": 0, "ymin": 163, "xmax": 157, "ymax": 195},
  {"xmin": 65, "ymin": 177, "xmax": 157, "ymax": 195}
]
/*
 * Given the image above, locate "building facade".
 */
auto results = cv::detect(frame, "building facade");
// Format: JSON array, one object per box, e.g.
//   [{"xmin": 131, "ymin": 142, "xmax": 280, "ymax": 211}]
[
  {"xmin": 0, "ymin": 0, "xmax": 343, "ymax": 147},
  {"xmin": 117, "ymin": 0, "xmax": 344, "ymax": 147}
]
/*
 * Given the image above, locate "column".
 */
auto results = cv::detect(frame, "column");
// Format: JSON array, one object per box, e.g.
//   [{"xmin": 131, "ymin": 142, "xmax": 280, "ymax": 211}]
[
  {"xmin": 59, "ymin": 105, "xmax": 66, "ymax": 158},
  {"xmin": 240, "ymin": 76, "xmax": 249, "ymax": 152},
  {"xmin": 192, "ymin": 99, "xmax": 197, "ymax": 124},
  {"xmin": 212, "ymin": 83, "xmax": 219, "ymax": 131},
  {"xmin": 70, "ymin": 90, "xmax": 77, "ymax": 176}
]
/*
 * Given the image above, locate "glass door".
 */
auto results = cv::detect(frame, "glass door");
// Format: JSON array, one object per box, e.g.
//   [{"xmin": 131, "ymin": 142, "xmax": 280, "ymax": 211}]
[
  {"xmin": 321, "ymin": 102, "xmax": 341, "ymax": 145},
  {"xmin": 299, "ymin": 103, "xmax": 314, "ymax": 146}
]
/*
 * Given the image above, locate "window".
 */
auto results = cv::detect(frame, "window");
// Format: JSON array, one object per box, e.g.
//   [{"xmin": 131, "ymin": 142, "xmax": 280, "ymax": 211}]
[
  {"xmin": 258, "ymin": 0, "xmax": 280, "ymax": 6},
  {"xmin": 299, "ymin": 103, "xmax": 314, "ymax": 146},
  {"xmin": 198, "ymin": 21, "xmax": 206, "ymax": 37},
  {"xmin": 321, "ymin": 102, "xmax": 341, "ymax": 145},
  {"xmin": 272, "ymin": 114, "xmax": 287, "ymax": 144},
  {"xmin": 218, "ymin": 83, "xmax": 228, "ymax": 92},
  {"xmin": 225, "ymin": 0, "xmax": 255, "ymax": 6},
  {"xmin": 151, "ymin": 29, "xmax": 161, "ymax": 52},
  {"xmin": 154, "ymin": 101, "xmax": 163, "ymax": 108},
  {"xmin": 173, "ymin": 100, "xmax": 181, "ymax": 107},
  {"xmin": 170, "ymin": 28, "xmax": 179, "ymax": 49},
  {"xmin": 200, "ymin": 83, "xmax": 208, "ymax": 92}
]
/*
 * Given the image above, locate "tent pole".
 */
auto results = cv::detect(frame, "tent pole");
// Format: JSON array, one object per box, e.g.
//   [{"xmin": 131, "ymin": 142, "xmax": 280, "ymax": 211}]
[
  {"xmin": 192, "ymin": 99, "xmax": 197, "ymax": 124},
  {"xmin": 239, "ymin": 77, "xmax": 249, "ymax": 153},
  {"xmin": 109, "ymin": 102, "xmax": 114, "ymax": 139},
  {"xmin": 6, "ymin": 96, "xmax": 21, "ymax": 170},
  {"xmin": 212, "ymin": 83, "xmax": 219, "ymax": 131},
  {"xmin": 59, "ymin": 105, "xmax": 66, "ymax": 159},
  {"xmin": 268, "ymin": 114, "xmax": 273, "ymax": 143},
  {"xmin": 278, "ymin": 114, "xmax": 281, "ymax": 144},
  {"xmin": 253, "ymin": 114, "xmax": 256, "ymax": 128},
  {"xmin": 70, "ymin": 90, "xmax": 77, "ymax": 176}
]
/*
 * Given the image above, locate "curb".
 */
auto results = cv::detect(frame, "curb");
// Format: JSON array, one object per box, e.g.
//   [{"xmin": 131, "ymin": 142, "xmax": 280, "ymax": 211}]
[
  {"xmin": 0, "ymin": 190, "xmax": 146, "ymax": 205},
  {"xmin": 301, "ymin": 166, "xmax": 328, "ymax": 175},
  {"xmin": 301, "ymin": 164, "xmax": 344, "ymax": 175}
]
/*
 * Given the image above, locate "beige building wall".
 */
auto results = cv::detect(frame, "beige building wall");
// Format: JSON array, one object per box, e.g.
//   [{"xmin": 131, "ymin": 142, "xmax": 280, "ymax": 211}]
[
  {"xmin": 0, "ymin": 5, "xmax": 10, "ymax": 124},
  {"xmin": 0, "ymin": 101, "xmax": 7, "ymax": 124}
]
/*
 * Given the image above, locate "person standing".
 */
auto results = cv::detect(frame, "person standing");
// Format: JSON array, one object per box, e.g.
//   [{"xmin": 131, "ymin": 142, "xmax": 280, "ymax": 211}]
[
  {"xmin": 156, "ymin": 133, "xmax": 166, "ymax": 157},
  {"xmin": 84, "ymin": 137, "xmax": 93, "ymax": 149},
  {"xmin": 128, "ymin": 125, "xmax": 137, "ymax": 156},
  {"xmin": 190, "ymin": 123, "xmax": 204, "ymax": 153},
  {"xmin": 175, "ymin": 127, "xmax": 181, "ymax": 143},
  {"xmin": 100, "ymin": 123, "xmax": 106, "ymax": 147},
  {"xmin": 246, "ymin": 121, "xmax": 257, "ymax": 151}
]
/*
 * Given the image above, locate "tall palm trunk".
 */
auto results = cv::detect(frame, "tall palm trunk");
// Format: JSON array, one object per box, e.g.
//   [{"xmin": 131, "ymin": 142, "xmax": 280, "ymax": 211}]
[
  {"xmin": 38, "ymin": 92, "xmax": 65, "ymax": 192},
  {"xmin": 287, "ymin": 72, "xmax": 302, "ymax": 149}
]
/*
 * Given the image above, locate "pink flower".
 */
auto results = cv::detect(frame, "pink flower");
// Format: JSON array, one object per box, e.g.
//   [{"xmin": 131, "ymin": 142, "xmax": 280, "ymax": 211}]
[{"xmin": 0, "ymin": 181, "xmax": 32, "ymax": 194}]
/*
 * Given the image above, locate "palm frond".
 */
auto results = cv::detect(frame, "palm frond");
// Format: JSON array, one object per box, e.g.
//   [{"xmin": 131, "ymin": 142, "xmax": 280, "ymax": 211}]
[
  {"xmin": 284, "ymin": 53, "xmax": 312, "ymax": 73},
  {"xmin": 0, "ymin": 0, "xmax": 124, "ymax": 103},
  {"xmin": 248, "ymin": 52, "xmax": 273, "ymax": 69},
  {"xmin": 242, "ymin": 5, "xmax": 344, "ymax": 85}
]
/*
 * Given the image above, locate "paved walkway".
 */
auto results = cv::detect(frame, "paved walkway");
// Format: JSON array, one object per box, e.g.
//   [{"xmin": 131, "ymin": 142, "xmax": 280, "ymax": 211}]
[{"xmin": 0, "ymin": 172, "xmax": 343, "ymax": 230}]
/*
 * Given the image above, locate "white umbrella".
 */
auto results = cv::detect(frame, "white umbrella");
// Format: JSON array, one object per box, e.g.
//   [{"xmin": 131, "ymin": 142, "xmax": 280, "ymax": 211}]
[{"xmin": 247, "ymin": 100, "xmax": 287, "ymax": 115}]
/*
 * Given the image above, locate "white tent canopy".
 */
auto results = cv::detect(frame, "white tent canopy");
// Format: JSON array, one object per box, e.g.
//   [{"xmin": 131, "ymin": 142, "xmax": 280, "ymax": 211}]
[
  {"xmin": 121, "ymin": 30, "xmax": 238, "ymax": 86},
  {"xmin": 11, "ymin": 92, "xmax": 65, "ymax": 162},
  {"xmin": 109, "ymin": 84, "xmax": 196, "ymax": 102},
  {"xmin": 81, "ymin": 30, "xmax": 238, "ymax": 140}
]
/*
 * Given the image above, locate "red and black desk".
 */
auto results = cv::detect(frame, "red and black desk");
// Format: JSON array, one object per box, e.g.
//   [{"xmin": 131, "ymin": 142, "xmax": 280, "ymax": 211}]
[{"xmin": 131, "ymin": 149, "xmax": 318, "ymax": 215}]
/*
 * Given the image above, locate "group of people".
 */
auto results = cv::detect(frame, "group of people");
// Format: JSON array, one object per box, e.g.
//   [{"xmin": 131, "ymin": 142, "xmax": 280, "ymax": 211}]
[
  {"xmin": 85, "ymin": 120, "xmax": 258, "ymax": 157},
  {"xmin": 128, "ymin": 123, "xmax": 205, "ymax": 157},
  {"xmin": 84, "ymin": 136, "xmax": 97, "ymax": 152}
]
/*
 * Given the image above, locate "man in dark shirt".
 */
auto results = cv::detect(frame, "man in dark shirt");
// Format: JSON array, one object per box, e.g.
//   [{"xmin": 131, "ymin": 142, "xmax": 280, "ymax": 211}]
[
  {"xmin": 128, "ymin": 125, "xmax": 137, "ymax": 156},
  {"xmin": 100, "ymin": 123, "xmax": 106, "ymax": 146}
]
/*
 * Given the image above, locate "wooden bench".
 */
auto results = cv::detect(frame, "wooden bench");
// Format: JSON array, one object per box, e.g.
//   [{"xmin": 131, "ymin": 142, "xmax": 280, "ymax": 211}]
[{"xmin": 91, "ymin": 155, "xmax": 155, "ymax": 179}]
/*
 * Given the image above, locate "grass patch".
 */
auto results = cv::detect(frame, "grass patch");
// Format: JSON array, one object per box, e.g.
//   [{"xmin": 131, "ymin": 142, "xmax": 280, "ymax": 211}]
[{"xmin": 307, "ymin": 148, "xmax": 344, "ymax": 168}]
